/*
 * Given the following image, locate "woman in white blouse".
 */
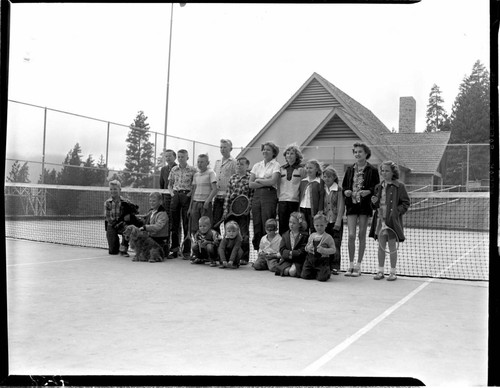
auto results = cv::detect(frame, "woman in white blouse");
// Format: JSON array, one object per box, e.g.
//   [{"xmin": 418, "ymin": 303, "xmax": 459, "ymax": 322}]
[{"xmin": 249, "ymin": 141, "xmax": 281, "ymax": 251}]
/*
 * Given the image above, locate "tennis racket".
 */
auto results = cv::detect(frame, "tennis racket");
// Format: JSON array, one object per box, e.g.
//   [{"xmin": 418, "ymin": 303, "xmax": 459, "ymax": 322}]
[
  {"xmin": 214, "ymin": 194, "xmax": 250, "ymax": 229},
  {"xmin": 377, "ymin": 209, "xmax": 399, "ymax": 254}
]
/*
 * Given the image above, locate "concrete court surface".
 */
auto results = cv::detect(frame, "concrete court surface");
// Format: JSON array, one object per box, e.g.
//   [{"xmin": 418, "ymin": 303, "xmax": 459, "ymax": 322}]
[{"xmin": 5, "ymin": 238, "xmax": 489, "ymax": 386}]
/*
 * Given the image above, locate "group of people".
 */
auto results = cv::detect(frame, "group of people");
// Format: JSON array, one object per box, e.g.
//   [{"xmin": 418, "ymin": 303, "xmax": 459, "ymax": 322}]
[{"xmin": 104, "ymin": 140, "xmax": 410, "ymax": 282}]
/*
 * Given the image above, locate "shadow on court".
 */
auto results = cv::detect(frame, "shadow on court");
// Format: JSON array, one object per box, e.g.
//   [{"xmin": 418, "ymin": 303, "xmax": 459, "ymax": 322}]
[{"xmin": 5, "ymin": 238, "xmax": 488, "ymax": 385}]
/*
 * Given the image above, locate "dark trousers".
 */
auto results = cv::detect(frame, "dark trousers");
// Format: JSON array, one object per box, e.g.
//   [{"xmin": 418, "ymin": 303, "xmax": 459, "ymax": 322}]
[
  {"xmin": 278, "ymin": 201, "xmax": 300, "ymax": 236},
  {"xmin": 151, "ymin": 236, "xmax": 169, "ymax": 257},
  {"xmin": 190, "ymin": 201, "xmax": 213, "ymax": 235},
  {"xmin": 300, "ymin": 207, "xmax": 315, "ymax": 234},
  {"xmin": 162, "ymin": 193, "xmax": 175, "ymax": 251},
  {"xmin": 326, "ymin": 220, "xmax": 344, "ymax": 271},
  {"xmin": 226, "ymin": 213, "xmax": 250, "ymax": 262},
  {"xmin": 106, "ymin": 224, "xmax": 129, "ymax": 254},
  {"xmin": 251, "ymin": 188, "xmax": 278, "ymax": 251},
  {"xmin": 170, "ymin": 192, "xmax": 191, "ymax": 254},
  {"xmin": 212, "ymin": 196, "xmax": 225, "ymax": 234},
  {"xmin": 192, "ymin": 243, "xmax": 218, "ymax": 261},
  {"xmin": 301, "ymin": 254, "xmax": 331, "ymax": 282}
]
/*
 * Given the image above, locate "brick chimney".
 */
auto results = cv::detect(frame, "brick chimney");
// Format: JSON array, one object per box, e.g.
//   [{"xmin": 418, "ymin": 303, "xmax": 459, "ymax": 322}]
[{"xmin": 398, "ymin": 96, "xmax": 416, "ymax": 133}]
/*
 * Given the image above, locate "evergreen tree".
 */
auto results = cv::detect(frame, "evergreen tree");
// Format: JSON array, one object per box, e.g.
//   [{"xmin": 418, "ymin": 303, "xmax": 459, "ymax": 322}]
[
  {"xmin": 82, "ymin": 154, "xmax": 97, "ymax": 186},
  {"xmin": 57, "ymin": 143, "xmax": 84, "ymax": 185},
  {"xmin": 122, "ymin": 111, "xmax": 155, "ymax": 187},
  {"xmin": 39, "ymin": 168, "xmax": 58, "ymax": 184},
  {"xmin": 443, "ymin": 60, "xmax": 490, "ymax": 185},
  {"xmin": 425, "ymin": 84, "xmax": 449, "ymax": 132},
  {"xmin": 96, "ymin": 154, "xmax": 109, "ymax": 186},
  {"xmin": 7, "ymin": 160, "xmax": 30, "ymax": 183}
]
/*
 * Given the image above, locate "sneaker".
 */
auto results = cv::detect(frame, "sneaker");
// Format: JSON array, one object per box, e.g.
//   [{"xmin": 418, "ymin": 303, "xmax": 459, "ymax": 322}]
[
  {"xmin": 351, "ymin": 264, "xmax": 361, "ymax": 277},
  {"xmin": 119, "ymin": 251, "xmax": 130, "ymax": 257},
  {"xmin": 219, "ymin": 261, "xmax": 228, "ymax": 268},
  {"xmin": 240, "ymin": 260, "xmax": 248, "ymax": 266},
  {"xmin": 182, "ymin": 253, "xmax": 190, "ymax": 260},
  {"xmin": 331, "ymin": 269, "xmax": 339, "ymax": 276},
  {"xmin": 209, "ymin": 261, "xmax": 218, "ymax": 267},
  {"xmin": 344, "ymin": 267, "xmax": 354, "ymax": 277},
  {"xmin": 387, "ymin": 273, "xmax": 397, "ymax": 281},
  {"xmin": 226, "ymin": 261, "xmax": 238, "ymax": 269},
  {"xmin": 373, "ymin": 272, "xmax": 385, "ymax": 280},
  {"xmin": 193, "ymin": 258, "xmax": 205, "ymax": 264}
]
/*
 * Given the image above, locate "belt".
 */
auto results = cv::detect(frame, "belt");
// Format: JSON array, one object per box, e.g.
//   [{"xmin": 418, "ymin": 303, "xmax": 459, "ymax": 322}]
[
  {"xmin": 174, "ymin": 190, "xmax": 191, "ymax": 194},
  {"xmin": 256, "ymin": 186, "xmax": 276, "ymax": 191}
]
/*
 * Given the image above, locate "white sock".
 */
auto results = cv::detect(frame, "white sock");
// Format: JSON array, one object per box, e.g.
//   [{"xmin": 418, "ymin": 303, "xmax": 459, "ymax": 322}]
[{"xmin": 379, "ymin": 266, "xmax": 384, "ymax": 273}]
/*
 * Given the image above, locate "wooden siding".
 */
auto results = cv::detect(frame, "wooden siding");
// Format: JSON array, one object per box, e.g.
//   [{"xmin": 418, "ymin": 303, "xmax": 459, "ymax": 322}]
[
  {"xmin": 314, "ymin": 115, "xmax": 358, "ymax": 140},
  {"xmin": 286, "ymin": 79, "xmax": 341, "ymax": 110}
]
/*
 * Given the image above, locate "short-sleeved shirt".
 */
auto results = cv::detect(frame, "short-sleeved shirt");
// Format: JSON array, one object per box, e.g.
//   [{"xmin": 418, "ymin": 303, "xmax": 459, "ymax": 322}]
[
  {"xmin": 279, "ymin": 163, "xmax": 306, "ymax": 202},
  {"xmin": 159, "ymin": 162, "xmax": 177, "ymax": 191},
  {"xmin": 250, "ymin": 159, "xmax": 281, "ymax": 189},
  {"xmin": 192, "ymin": 168, "xmax": 217, "ymax": 202},
  {"xmin": 214, "ymin": 157, "xmax": 237, "ymax": 197},
  {"xmin": 169, "ymin": 164, "xmax": 197, "ymax": 192}
]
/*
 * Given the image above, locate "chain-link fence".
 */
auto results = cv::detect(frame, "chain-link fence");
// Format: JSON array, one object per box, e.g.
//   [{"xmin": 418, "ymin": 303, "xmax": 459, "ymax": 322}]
[{"xmin": 5, "ymin": 100, "xmax": 490, "ymax": 192}]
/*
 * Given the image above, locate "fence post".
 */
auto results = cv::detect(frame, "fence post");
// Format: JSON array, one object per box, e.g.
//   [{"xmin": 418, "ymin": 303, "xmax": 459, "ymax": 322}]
[
  {"xmin": 41, "ymin": 107, "xmax": 47, "ymax": 184},
  {"xmin": 466, "ymin": 143, "xmax": 470, "ymax": 192}
]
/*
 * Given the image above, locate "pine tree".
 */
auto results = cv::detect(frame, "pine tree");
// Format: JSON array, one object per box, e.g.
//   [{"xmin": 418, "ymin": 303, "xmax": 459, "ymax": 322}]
[
  {"xmin": 425, "ymin": 84, "xmax": 449, "ymax": 132},
  {"xmin": 122, "ymin": 111, "xmax": 155, "ymax": 187},
  {"xmin": 57, "ymin": 143, "xmax": 84, "ymax": 185},
  {"xmin": 7, "ymin": 160, "xmax": 30, "ymax": 183},
  {"xmin": 82, "ymin": 154, "xmax": 97, "ymax": 186},
  {"xmin": 443, "ymin": 60, "xmax": 490, "ymax": 185},
  {"xmin": 96, "ymin": 154, "xmax": 108, "ymax": 186},
  {"xmin": 39, "ymin": 168, "xmax": 58, "ymax": 184}
]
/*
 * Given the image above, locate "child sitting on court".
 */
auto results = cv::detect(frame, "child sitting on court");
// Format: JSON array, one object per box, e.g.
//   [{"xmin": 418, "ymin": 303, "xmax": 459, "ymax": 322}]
[
  {"xmin": 369, "ymin": 161, "xmax": 410, "ymax": 281},
  {"xmin": 301, "ymin": 213, "xmax": 336, "ymax": 282},
  {"xmin": 275, "ymin": 211, "xmax": 309, "ymax": 277},
  {"xmin": 218, "ymin": 220, "xmax": 244, "ymax": 269},
  {"xmin": 190, "ymin": 216, "xmax": 221, "ymax": 265},
  {"xmin": 253, "ymin": 218, "xmax": 282, "ymax": 272}
]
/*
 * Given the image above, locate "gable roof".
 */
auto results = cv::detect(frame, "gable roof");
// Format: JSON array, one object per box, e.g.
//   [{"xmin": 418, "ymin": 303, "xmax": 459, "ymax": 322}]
[
  {"xmin": 239, "ymin": 72, "xmax": 450, "ymax": 174},
  {"xmin": 380, "ymin": 132, "xmax": 451, "ymax": 173}
]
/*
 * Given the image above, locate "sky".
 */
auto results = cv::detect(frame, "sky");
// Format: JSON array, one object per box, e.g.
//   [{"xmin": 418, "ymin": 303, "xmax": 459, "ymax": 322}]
[{"xmin": 5, "ymin": 1, "xmax": 491, "ymax": 173}]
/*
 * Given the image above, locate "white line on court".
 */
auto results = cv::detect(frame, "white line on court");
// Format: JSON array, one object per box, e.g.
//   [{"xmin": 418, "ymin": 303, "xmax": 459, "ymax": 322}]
[
  {"xmin": 301, "ymin": 237, "xmax": 488, "ymax": 374},
  {"xmin": 7, "ymin": 255, "xmax": 111, "ymax": 267}
]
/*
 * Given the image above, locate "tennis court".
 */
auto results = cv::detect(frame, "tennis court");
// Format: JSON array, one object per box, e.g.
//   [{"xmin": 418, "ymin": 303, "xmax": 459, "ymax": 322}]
[{"xmin": 6, "ymin": 237, "xmax": 488, "ymax": 385}]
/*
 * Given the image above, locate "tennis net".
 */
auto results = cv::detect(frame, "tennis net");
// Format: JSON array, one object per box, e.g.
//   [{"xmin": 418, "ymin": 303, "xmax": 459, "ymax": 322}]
[{"xmin": 4, "ymin": 182, "xmax": 490, "ymax": 281}]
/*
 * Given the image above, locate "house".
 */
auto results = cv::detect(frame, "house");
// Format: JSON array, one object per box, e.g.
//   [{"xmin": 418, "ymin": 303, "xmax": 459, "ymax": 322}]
[{"xmin": 237, "ymin": 72, "xmax": 450, "ymax": 191}]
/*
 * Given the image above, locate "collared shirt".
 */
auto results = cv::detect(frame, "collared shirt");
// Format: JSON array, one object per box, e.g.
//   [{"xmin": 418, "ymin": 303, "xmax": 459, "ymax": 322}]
[
  {"xmin": 224, "ymin": 172, "xmax": 253, "ymax": 213},
  {"xmin": 258, "ymin": 234, "xmax": 282, "ymax": 257},
  {"xmin": 159, "ymin": 162, "xmax": 177, "ymax": 191},
  {"xmin": 169, "ymin": 164, "xmax": 197, "ymax": 191},
  {"xmin": 104, "ymin": 195, "xmax": 126, "ymax": 222},
  {"xmin": 299, "ymin": 177, "xmax": 321, "ymax": 209},
  {"xmin": 214, "ymin": 157, "xmax": 237, "ymax": 197},
  {"xmin": 250, "ymin": 159, "xmax": 281, "ymax": 189},
  {"xmin": 192, "ymin": 168, "xmax": 217, "ymax": 202},
  {"xmin": 279, "ymin": 162, "xmax": 306, "ymax": 202}
]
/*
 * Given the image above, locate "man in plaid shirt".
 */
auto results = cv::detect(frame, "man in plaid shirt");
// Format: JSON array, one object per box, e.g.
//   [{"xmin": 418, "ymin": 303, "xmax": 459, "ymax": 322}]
[{"xmin": 223, "ymin": 156, "xmax": 253, "ymax": 265}]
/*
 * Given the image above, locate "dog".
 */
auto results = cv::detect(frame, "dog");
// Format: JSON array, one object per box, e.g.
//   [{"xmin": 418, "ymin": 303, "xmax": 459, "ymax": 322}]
[{"xmin": 122, "ymin": 225, "xmax": 164, "ymax": 263}]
